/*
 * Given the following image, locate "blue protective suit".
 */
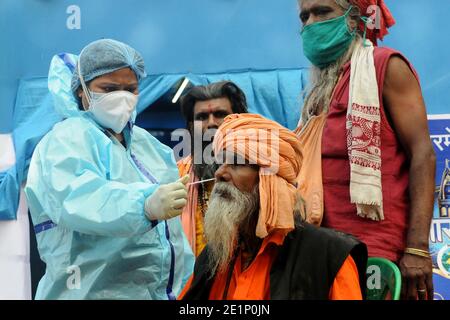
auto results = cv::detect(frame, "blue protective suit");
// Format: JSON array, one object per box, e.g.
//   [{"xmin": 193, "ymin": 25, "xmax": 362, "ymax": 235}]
[{"xmin": 24, "ymin": 53, "xmax": 194, "ymax": 299}]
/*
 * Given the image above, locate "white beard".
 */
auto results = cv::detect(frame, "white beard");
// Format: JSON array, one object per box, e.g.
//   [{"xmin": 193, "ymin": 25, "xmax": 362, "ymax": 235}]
[{"xmin": 203, "ymin": 181, "xmax": 259, "ymax": 275}]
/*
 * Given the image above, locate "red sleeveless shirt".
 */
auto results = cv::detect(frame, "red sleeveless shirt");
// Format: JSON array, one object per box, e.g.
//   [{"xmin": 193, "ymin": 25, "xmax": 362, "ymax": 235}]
[{"xmin": 321, "ymin": 47, "xmax": 417, "ymax": 262}]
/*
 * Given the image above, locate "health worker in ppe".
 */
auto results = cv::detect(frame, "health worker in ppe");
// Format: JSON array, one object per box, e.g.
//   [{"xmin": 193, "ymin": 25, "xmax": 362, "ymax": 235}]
[{"xmin": 24, "ymin": 39, "xmax": 194, "ymax": 300}]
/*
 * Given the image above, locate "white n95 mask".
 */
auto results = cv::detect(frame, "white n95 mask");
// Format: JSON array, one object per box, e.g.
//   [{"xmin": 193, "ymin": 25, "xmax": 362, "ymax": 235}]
[
  {"xmin": 88, "ymin": 90, "xmax": 138, "ymax": 133},
  {"xmin": 77, "ymin": 58, "xmax": 138, "ymax": 134}
]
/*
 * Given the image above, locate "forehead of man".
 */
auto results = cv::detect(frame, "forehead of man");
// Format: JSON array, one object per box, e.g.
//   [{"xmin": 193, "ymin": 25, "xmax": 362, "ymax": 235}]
[
  {"xmin": 219, "ymin": 151, "xmax": 249, "ymax": 166},
  {"xmin": 299, "ymin": 0, "xmax": 342, "ymax": 11},
  {"xmin": 193, "ymin": 98, "xmax": 233, "ymax": 115}
]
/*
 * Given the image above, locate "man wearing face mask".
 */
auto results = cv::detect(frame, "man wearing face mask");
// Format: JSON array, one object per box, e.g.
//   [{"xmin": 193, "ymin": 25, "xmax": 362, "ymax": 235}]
[
  {"xmin": 24, "ymin": 39, "xmax": 194, "ymax": 299},
  {"xmin": 295, "ymin": 0, "xmax": 435, "ymax": 300}
]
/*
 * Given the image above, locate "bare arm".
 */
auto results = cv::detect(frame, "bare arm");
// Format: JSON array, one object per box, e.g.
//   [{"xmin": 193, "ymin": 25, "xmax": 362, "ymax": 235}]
[{"xmin": 383, "ymin": 56, "xmax": 436, "ymax": 300}]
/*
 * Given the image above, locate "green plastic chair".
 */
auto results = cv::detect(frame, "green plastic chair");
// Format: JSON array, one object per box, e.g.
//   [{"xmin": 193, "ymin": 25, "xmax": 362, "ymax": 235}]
[{"xmin": 366, "ymin": 257, "xmax": 402, "ymax": 300}]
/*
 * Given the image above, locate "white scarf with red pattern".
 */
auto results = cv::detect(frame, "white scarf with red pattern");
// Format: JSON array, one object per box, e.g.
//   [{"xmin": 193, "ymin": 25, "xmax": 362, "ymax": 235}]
[{"xmin": 346, "ymin": 40, "xmax": 384, "ymax": 221}]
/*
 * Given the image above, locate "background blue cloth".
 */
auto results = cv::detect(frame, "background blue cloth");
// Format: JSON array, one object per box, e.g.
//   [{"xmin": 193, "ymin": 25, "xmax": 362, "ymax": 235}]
[
  {"xmin": 0, "ymin": 79, "xmax": 62, "ymax": 219},
  {"xmin": 1, "ymin": 0, "xmax": 450, "ymax": 220},
  {"xmin": 1, "ymin": 0, "xmax": 449, "ymax": 134},
  {"xmin": 0, "ymin": 66, "xmax": 306, "ymax": 220},
  {"xmin": 137, "ymin": 69, "xmax": 307, "ymax": 130}
]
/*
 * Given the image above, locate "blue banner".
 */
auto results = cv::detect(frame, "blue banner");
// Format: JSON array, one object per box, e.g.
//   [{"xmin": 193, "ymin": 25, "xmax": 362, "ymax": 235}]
[{"xmin": 428, "ymin": 115, "xmax": 450, "ymax": 300}]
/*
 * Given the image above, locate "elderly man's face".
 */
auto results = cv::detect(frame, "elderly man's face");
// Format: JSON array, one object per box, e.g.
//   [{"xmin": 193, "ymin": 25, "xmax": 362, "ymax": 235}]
[
  {"xmin": 299, "ymin": 0, "xmax": 345, "ymax": 26},
  {"xmin": 204, "ymin": 159, "xmax": 260, "ymax": 273},
  {"xmin": 214, "ymin": 161, "xmax": 259, "ymax": 194}
]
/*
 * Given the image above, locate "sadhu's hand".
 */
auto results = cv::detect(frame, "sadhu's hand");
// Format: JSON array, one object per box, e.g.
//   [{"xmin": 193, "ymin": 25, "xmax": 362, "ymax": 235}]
[{"xmin": 398, "ymin": 253, "xmax": 433, "ymax": 300}]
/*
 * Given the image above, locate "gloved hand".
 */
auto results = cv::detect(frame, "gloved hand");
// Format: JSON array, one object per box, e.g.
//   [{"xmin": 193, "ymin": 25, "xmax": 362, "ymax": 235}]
[{"xmin": 145, "ymin": 175, "xmax": 189, "ymax": 220}]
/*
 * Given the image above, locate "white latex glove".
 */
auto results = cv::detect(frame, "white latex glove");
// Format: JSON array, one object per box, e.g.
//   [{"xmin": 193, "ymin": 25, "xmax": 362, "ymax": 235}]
[{"xmin": 145, "ymin": 175, "xmax": 189, "ymax": 220}]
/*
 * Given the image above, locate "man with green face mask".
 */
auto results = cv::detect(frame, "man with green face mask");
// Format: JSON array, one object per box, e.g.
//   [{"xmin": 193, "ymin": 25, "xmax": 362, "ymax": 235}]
[{"xmin": 295, "ymin": 0, "xmax": 436, "ymax": 300}]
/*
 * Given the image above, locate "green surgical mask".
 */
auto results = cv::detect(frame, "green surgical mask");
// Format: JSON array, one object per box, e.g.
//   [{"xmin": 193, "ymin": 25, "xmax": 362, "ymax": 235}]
[{"xmin": 301, "ymin": 6, "xmax": 356, "ymax": 69}]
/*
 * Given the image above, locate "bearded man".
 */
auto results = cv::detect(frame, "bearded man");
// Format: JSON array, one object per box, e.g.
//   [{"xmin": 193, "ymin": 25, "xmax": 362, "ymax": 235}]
[
  {"xmin": 296, "ymin": 0, "xmax": 436, "ymax": 300},
  {"xmin": 179, "ymin": 114, "xmax": 367, "ymax": 300},
  {"xmin": 178, "ymin": 81, "xmax": 248, "ymax": 256}
]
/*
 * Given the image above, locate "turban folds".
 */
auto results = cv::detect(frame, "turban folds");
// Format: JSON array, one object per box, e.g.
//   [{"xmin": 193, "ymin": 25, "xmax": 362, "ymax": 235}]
[
  {"xmin": 213, "ymin": 114, "xmax": 303, "ymax": 238},
  {"xmin": 350, "ymin": 0, "xmax": 395, "ymax": 44}
]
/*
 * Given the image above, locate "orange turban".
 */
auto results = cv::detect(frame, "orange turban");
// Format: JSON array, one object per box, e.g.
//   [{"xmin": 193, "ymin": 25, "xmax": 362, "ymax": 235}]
[
  {"xmin": 351, "ymin": 0, "xmax": 395, "ymax": 45},
  {"xmin": 213, "ymin": 114, "xmax": 303, "ymax": 238}
]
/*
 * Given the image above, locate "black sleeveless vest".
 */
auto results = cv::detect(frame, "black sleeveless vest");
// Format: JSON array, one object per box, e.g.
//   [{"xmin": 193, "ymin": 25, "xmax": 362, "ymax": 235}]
[{"xmin": 182, "ymin": 221, "xmax": 368, "ymax": 300}]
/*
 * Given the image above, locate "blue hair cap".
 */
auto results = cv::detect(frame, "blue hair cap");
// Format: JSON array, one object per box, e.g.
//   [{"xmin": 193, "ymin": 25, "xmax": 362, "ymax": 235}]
[{"xmin": 71, "ymin": 39, "xmax": 147, "ymax": 96}]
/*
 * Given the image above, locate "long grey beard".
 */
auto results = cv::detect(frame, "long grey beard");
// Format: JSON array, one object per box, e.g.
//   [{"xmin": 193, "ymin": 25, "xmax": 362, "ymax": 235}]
[
  {"xmin": 301, "ymin": 36, "xmax": 361, "ymax": 125},
  {"xmin": 203, "ymin": 182, "xmax": 259, "ymax": 275}
]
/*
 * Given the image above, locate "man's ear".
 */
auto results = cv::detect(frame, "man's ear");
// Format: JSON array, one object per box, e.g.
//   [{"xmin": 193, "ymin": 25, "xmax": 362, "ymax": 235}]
[{"xmin": 349, "ymin": 19, "xmax": 358, "ymax": 31}]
